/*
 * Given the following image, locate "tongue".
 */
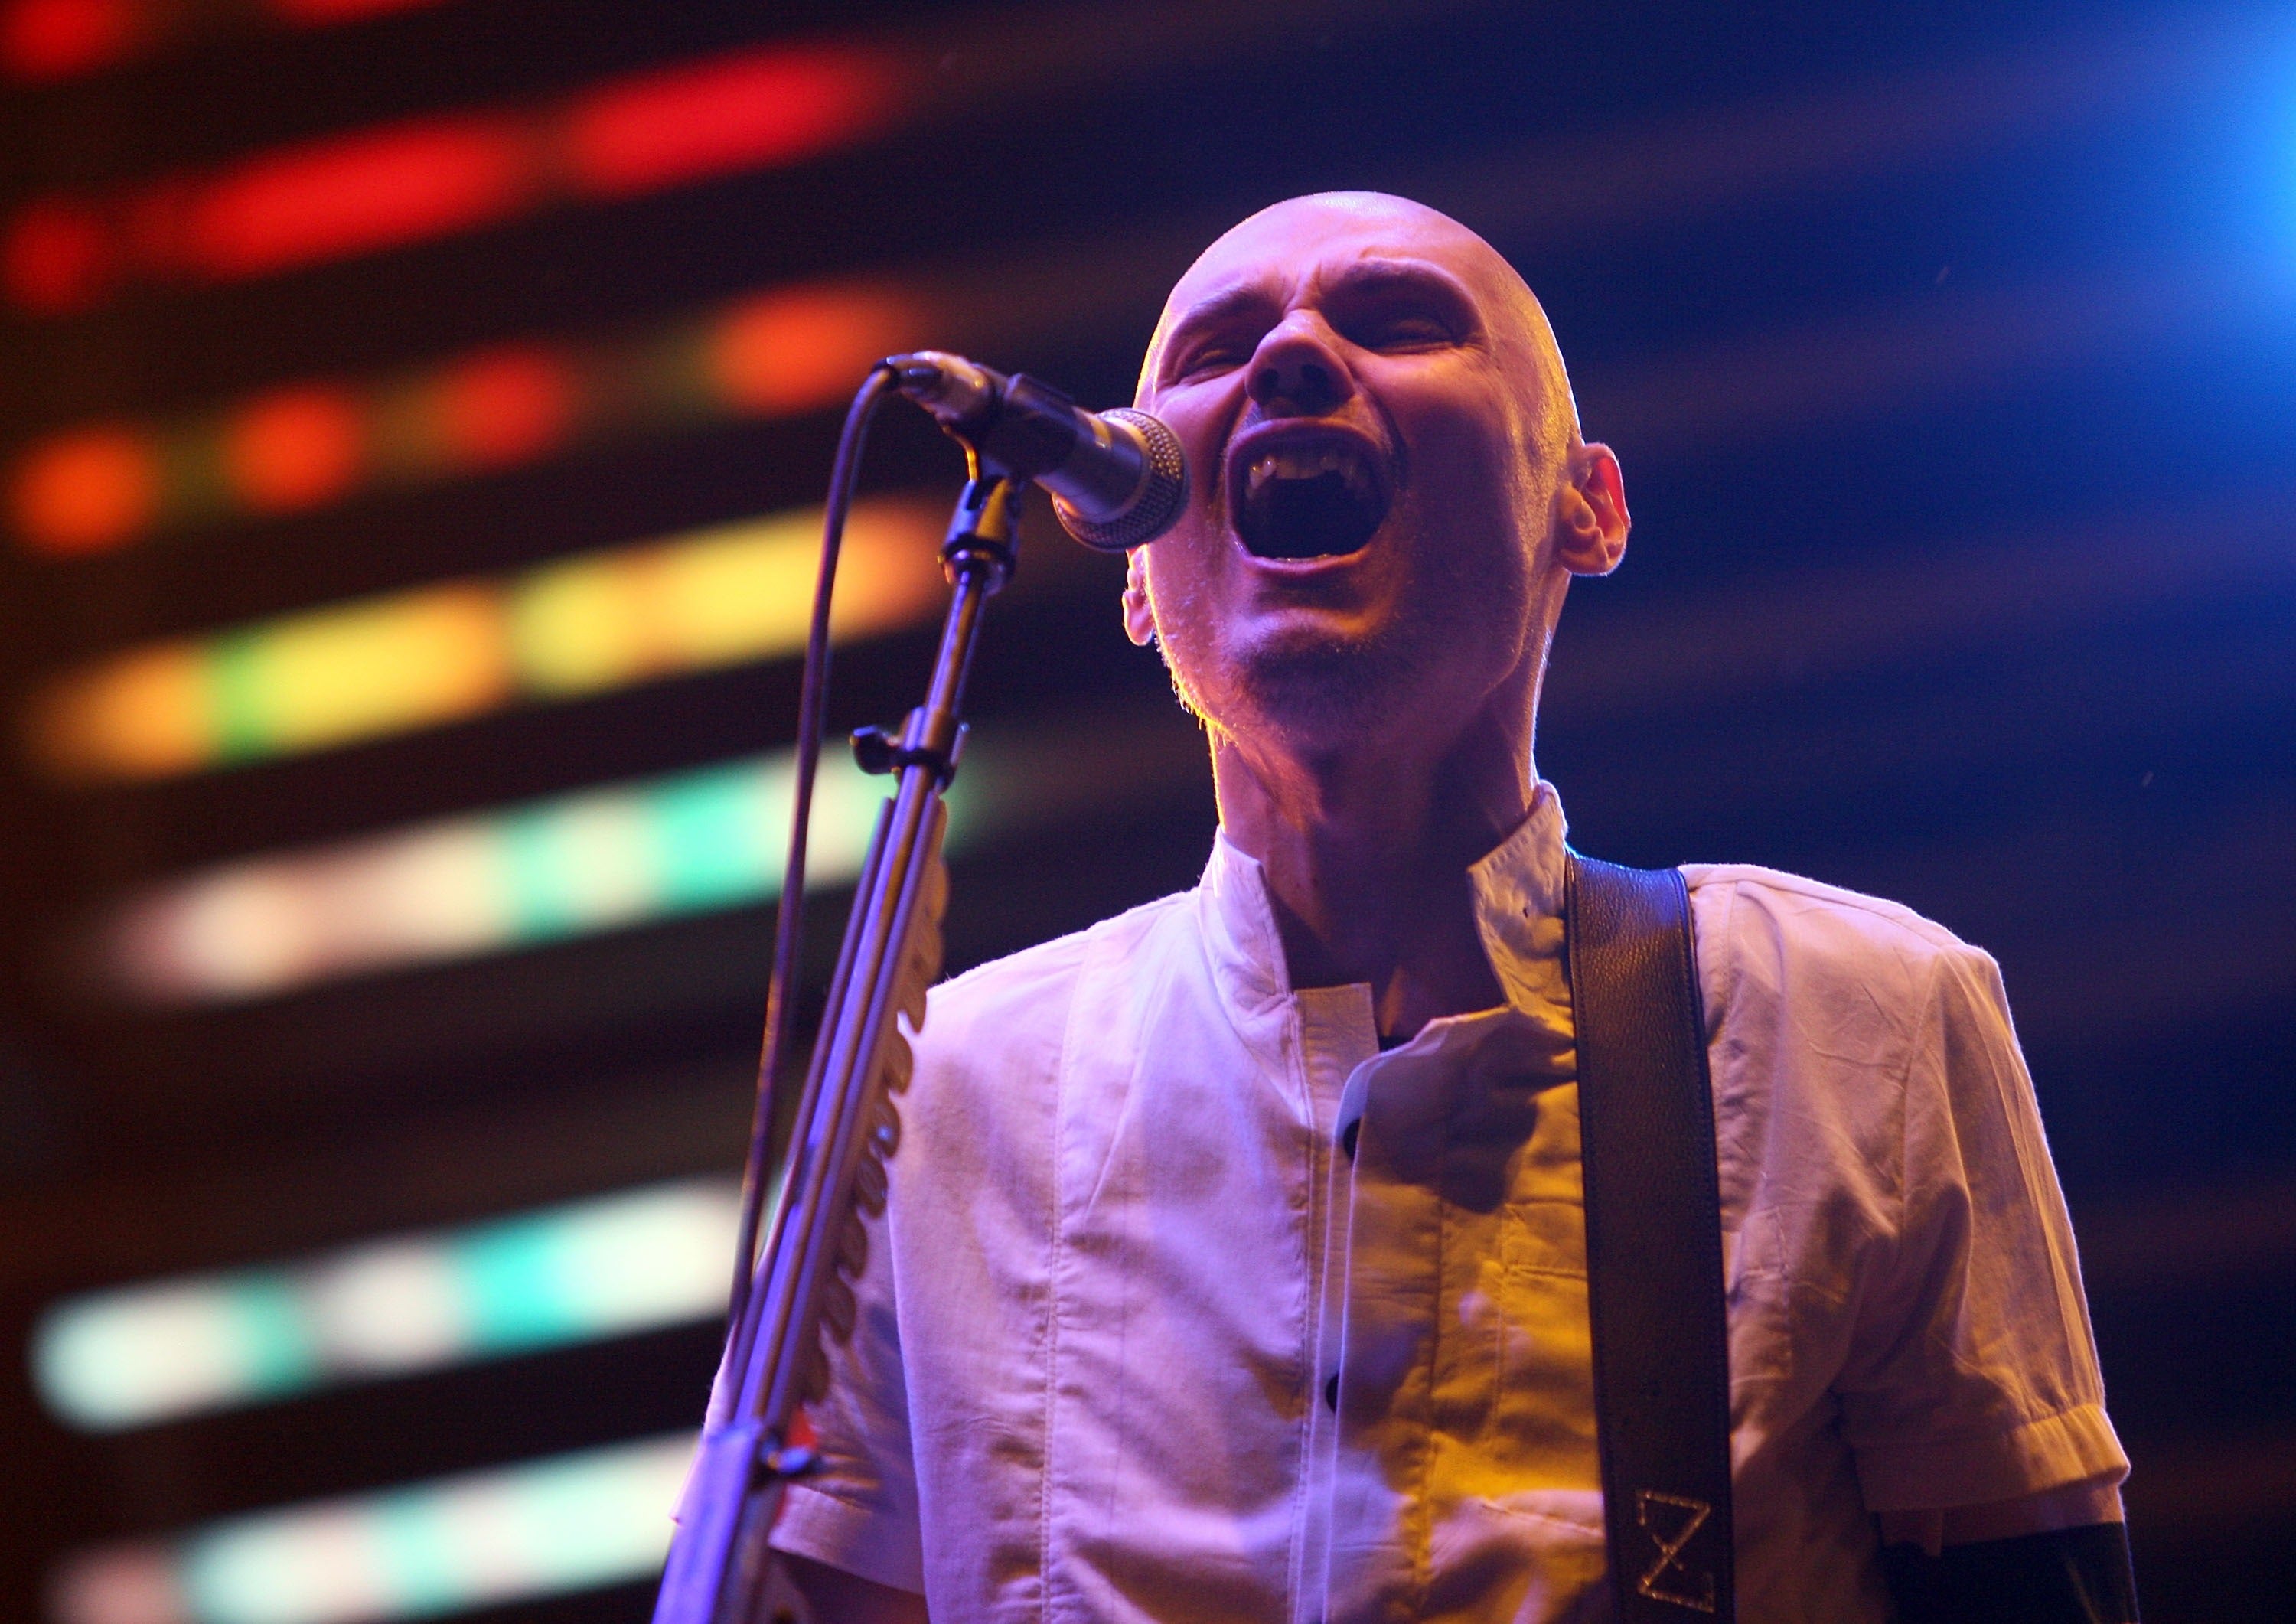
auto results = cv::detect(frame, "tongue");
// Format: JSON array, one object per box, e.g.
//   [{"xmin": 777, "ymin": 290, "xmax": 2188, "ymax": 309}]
[{"xmin": 1238, "ymin": 472, "xmax": 1383, "ymax": 559}]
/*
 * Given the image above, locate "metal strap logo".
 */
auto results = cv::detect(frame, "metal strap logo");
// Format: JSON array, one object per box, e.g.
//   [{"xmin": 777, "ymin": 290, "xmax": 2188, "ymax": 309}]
[{"xmin": 1634, "ymin": 1490, "xmax": 1716, "ymax": 1613}]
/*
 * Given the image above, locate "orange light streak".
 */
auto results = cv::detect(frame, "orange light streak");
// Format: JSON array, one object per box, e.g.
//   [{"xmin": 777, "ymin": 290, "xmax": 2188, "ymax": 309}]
[
  {"xmin": 6, "ymin": 278, "xmax": 930, "ymax": 556},
  {"xmin": 8, "ymin": 426, "xmax": 158, "ymax": 556},
  {"xmin": 222, "ymin": 385, "xmax": 364, "ymax": 514},
  {"xmin": 711, "ymin": 282, "xmax": 913, "ymax": 415}
]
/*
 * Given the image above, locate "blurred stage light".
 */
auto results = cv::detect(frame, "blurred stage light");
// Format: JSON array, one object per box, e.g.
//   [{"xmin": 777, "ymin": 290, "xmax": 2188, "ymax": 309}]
[
  {"xmin": 5, "ymin": 280, "xmax": 930, "ymax": 556},
  {"xmin": 50, "ymin": 1433, "xmax": 693, "ymax": 1624},
  {"xmin": 2, "ymin": 41, "xmax": 908, "ymax": 314},
  {"xmin": 0, "ymin": 0, "xmax": 451, "ymax": 84},
  {"xmin": 103, "ymin": 739, "xmax": 925, "ymax": 1003},
  {"xmin": 34, "ymin": 1179, "xmax": 739, "ymax": 1430},
  {"xmin": 27, "ymin": 497, "xmax": 943, "ymax": 779}
]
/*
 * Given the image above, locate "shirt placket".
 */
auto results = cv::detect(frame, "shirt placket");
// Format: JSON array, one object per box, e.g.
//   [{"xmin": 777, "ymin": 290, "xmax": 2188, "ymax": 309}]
[
  {"xmin": 1316, "ymin": 1032, "xmax": 1479, "ymax": 1624},
  {"xmin": 1288, "ymin": 987, "xmax": 1377, "ymax": 1624}
]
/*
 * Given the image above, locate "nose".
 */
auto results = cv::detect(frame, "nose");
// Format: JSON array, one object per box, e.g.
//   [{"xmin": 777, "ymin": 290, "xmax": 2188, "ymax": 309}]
[{"xmin": 1247, "ymin": 316, "xmax": 1353, "ymax": 416}]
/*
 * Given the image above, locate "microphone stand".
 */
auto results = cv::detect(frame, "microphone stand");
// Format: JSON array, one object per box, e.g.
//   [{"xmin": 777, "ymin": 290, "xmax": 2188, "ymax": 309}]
[{"xmin": 652, "ymin": 466, "xmax": 1025, "ymax": 1624}]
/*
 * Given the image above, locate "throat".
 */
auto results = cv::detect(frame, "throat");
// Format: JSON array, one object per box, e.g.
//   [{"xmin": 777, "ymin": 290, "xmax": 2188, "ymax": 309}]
[
  {"xmin": 1207, "ymin": 730, "xmax": 1534, "ymax": 1035},
  {"xmin": 1267, "ymin": 882, "xmax": 1504, "ymax": 1039}
]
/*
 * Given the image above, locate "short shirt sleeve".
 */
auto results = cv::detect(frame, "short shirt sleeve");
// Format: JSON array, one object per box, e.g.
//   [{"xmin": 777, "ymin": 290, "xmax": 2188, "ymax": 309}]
[
  {"xmin": 1835, "ymin": 941, "xmax": 2128, "ymax": 1511},
  {"xmin": 765, "ymin": 1198, "xmax": 928, "ymax": 1594}
]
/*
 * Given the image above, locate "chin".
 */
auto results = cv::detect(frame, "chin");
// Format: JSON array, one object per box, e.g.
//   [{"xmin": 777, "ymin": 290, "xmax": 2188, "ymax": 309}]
[{"xmin": 1222, "ymin": 623, "xmax": 1427, "ymax": 745}]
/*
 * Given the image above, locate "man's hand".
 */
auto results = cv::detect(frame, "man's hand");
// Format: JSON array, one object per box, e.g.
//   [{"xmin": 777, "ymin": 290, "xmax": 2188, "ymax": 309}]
[{"xmin": 777, "ymin": 1552, "xmax": 930, "ymax": 1624}]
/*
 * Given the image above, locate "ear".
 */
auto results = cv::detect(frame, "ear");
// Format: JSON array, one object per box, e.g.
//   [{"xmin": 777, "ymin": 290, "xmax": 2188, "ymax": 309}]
[
  {"xmin": 1122, "ymin": 548, "xmax": 1157, "ymax": 646},
  {"xmin": 1554, "ymin": 442, "xmax": 1629, "ymax": 577}
]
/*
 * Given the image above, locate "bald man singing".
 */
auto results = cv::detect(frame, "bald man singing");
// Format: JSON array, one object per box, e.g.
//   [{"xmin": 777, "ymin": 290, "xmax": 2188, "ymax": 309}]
[{"xmin": 765, "ymin": 194, "xmax": 2138, "ymax": 1623}]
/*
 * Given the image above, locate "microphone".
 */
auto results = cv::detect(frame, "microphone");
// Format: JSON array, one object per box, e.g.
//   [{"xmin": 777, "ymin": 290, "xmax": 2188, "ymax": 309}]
[{"xmin": 890, "ymin": 351, "xmax": 1188, "ymax": 552}]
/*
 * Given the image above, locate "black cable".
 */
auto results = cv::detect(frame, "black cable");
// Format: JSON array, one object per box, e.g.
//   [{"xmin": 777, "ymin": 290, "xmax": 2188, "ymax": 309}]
[{"xmin": 725, "ymin": 361, "xmax": 901, "ymax": 1335}]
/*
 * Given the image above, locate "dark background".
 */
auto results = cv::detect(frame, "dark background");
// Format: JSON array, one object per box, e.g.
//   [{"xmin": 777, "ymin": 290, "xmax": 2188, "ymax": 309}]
[{"xmin": 3, "ymin": 1, "xmax": 2293, "ymax": 1619}]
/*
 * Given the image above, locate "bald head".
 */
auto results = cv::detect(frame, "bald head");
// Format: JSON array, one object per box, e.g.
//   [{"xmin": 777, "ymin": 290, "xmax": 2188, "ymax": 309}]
[
  {"xmin": 1119, "ymin": 188, "xmax": 1629, "ymax": 777},
  {"xmin": 1141, "ymin": 191, "xmax": 1579, "ymax": 460}
]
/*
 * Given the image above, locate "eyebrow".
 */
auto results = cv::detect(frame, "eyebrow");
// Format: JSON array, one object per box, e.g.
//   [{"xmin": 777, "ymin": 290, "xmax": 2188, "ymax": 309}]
[
  {"xmin": 1313, "ymin": 259, "xmax": 1482, "ymax": 327},
  {"xmin": 1155, "ymin": 255, "xmax": 1485, "ymax": 383},
  {"xmin": 1155, "ymin": 280, "xmax": 1281, "ymax": 380}
]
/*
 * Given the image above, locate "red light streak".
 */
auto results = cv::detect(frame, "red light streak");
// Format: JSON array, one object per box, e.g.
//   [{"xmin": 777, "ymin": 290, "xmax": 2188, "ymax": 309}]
[
  {"xmin": 433, "ymin": 345, "xmax": 576, "ymax": 469},
  {"xmin": 560, "ymin": 46, "xmax": 900, "ymax": 197},
  {"xmin": 268, "ymin": 0, "xmax": 439, "ymax": 20},
  {"xmin": 181, "ymin": 116, "xmax": 537, "ymax": 281},
  {"xmin": 1, "ymin": 0, "xmax": 448, "ymax": 84},
  {"xmin": 2, "ymin": 198, "xmax": 114, "ymax": 315},
  {"xmin": 0, "ymin": 0, "xmax": 135, "ymax": 81},
  {"xmin": 2, "ymin": 41, "xmax": 911, "ymax": 313}
]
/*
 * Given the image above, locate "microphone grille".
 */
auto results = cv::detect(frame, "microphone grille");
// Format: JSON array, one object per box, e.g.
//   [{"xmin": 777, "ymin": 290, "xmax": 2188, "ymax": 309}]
[{"xmin": 1056, "ymin": 409, "xmax": 1188, "ymax": 552}]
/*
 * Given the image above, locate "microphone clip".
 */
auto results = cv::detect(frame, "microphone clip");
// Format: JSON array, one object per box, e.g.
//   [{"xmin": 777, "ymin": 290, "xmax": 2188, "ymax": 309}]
[
  {"xmin": 850, "ymin": 716, "xmax": 968, "ymax": 787},
  {"xmin": 939, "ymin": 469, "xmax": 1024, "ymax": 589}
]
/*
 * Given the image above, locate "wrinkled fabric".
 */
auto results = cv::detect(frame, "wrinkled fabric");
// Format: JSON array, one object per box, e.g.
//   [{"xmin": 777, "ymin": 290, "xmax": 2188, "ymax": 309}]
[{"xmin": 770, "ymin": 787, "xmax": 2125, "ymax": 1623}]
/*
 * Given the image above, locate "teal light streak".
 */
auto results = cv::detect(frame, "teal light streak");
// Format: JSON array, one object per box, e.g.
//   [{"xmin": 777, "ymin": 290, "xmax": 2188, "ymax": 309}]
[
  {"xmin": 226, "ymin": 1277, "xmax": 321, "ymax": 1400},
  {"xmin": 651, "ymin": 760, "xmax": 783, "ymax": 911},
  {"xmin": 454, "ymin": 1214, "xmax": 576, "ymax": 1353},
  {"xmin": 164, "ymin": 1434, "xmax": 693, "ymax": 1624},
  {"xmin": 34, "ymin": 1180, "xmax": 738, "ymax": 1431}
]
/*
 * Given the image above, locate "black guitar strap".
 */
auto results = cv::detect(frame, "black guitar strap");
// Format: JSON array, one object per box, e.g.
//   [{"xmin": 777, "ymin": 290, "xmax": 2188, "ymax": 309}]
[{"xmin": 1564, "ymin": 853, "xmax": 1737, "ymax": 1622}]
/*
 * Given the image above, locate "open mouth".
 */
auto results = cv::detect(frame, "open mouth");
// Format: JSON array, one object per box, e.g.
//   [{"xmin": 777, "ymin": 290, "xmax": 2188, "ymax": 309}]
[{"xmin": 1234, "ymin": 441, "xmax": 1391, "ymax": 560}]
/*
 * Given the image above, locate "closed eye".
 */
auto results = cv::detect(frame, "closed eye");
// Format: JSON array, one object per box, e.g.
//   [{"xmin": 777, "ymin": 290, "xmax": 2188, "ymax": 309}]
[
  {"xmin": 1322, "ymin": 263, "xmax": 1479, "ymax": 354},
  {"xmin": 1346, "ymin": 311, "xmax": 1458, "ymax": 351},
  {"xmin": 1172, "ymin": 338, "xmax": 1253, "ymax": 380},
  {"xmin": 1158, "ymin": 282, "xmax": 1280, "ymax": 387}
]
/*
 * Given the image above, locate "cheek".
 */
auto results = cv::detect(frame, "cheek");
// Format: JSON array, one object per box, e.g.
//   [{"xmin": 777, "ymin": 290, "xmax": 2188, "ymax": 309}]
[
  {"xmin": 1391, "ymin": 449, "xmax": 1546, "ymax": 657},
  {"xmin": 1412, "ymin": 407, "xmax": 1530, "ymax": 510},
  {"xmin": 1139, "ymin": 536, "xmax": 1212, "ymax": 638},
  {"xmin": 1143, "ymin": 541, "xmax": 1258, "ymax": 696},
  {"xmin": 1155, "ymin": 386, "xmax": 1244, "ymax": 523},
  {"xmin": 1403, "ymin": 413, "xmax": 1548, "ymax": 568}
]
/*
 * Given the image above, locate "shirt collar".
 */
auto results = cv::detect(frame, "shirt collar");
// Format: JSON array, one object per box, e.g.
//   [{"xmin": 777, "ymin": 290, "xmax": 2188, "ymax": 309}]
[
  {"xmin": 1465, "ymin": 781, "xmax": 1571, "ymax": 1016},
  {"xmin": 1199, "ymin": 827, "xmax": 1293, "ymax": 1016},
  {"xmin": 1197, "ymin": 781, "xmax": 1573, "ymax": 1022}
]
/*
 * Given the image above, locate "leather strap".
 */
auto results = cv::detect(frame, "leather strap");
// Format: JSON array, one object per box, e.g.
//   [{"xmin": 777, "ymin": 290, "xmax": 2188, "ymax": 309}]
[{"xmin": 1564, "ymin": 853, "xmax": 1736, "ymax": 1622}]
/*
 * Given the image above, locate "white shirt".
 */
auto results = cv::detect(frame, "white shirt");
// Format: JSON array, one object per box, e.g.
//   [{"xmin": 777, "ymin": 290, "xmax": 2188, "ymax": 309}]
[{"xmin": 769, "ymin": 787, "xmax": 2126, "ymax": 1622}]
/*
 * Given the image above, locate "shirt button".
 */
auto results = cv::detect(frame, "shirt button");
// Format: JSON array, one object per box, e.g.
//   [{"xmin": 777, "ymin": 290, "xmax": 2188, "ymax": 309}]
[
  {"xmin": 1324, "ymin": 1374, "xmax": 1340, "ymax": 1412},
  {"xmin": 1339, "ymin": 1119, "xmax": 1360, "ymax": 1160}
]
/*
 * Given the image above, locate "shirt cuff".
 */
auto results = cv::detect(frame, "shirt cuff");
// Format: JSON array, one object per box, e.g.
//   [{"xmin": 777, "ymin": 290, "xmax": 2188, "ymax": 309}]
[
  {"xmin": 1855, "ymin": 1403, "xmax": 2131, "ymax": 1512},
  {"xmin": 768, "ymin": 1482, "xmax": 927, "ymax": 1595}
]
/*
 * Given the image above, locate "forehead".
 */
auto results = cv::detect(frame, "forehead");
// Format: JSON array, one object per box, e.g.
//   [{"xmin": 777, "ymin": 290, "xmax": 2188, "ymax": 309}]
[{"xmin": 1159, "ymin": 196, "xmax": 1521, "ymax": 331}]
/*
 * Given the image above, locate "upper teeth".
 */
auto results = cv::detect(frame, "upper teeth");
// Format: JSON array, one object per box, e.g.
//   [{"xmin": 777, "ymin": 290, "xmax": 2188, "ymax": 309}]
[{"xmin": 1245, "ymin": 444, "xmax": 1375, "ymax": 501}]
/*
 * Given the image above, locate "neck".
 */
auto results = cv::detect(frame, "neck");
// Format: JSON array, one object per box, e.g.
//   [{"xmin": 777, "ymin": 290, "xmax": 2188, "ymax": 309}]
[{"xmin": 1212, "ymin": 706, "xmax": 1534, "ymax": 1042}]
